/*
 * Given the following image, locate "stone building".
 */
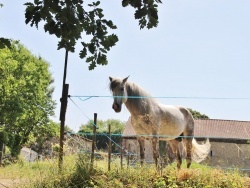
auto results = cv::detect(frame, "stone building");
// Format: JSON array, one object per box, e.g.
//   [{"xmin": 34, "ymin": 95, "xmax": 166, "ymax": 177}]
[{"xmin": 122, "ymin": 118, "xmax": 250, "ymax": 170}]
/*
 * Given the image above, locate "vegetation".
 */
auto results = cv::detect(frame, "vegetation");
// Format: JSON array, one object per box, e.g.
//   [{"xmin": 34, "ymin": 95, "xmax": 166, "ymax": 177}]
[
  {"xmin": 0, "ymin": 41, "xmax": 56, "ymax": 157},
  {"xmin": 0, "ymin": 154, "xmax": 249, "ymax": 188},
  {"xmin": 79, "ymin": 119, "xmax": 125, "ymax": 152},
  {"xmin": 0, "ymin": 0, "xmax": 162, "ymax": 161},
  {"xmin": 0, "ymin": 5, "xmax": 11, "ymax": 49},
  {"xmin": 188, "ymin": 108, "xmax": 209, "ymax": 119},
  {"xmin": 25, "ymin": 120, "xmax": 60, "ymax": 155},
  {"xmin": 79, "ymin": 119, "xmax": 125, "ymax": 133},
  {"xmin": 23, "ymin": 0, "xmax": 161, "ymax": 70}
]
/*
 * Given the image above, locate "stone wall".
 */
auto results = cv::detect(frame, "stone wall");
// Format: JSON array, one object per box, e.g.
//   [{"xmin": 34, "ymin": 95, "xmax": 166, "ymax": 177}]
[
  {"xmin": 123, "ymin": 138, "xmax": 250, "ymax": 172},
  {"xmin": 203, "ymin": 141, "xmax": 250, "ymax": 169}
]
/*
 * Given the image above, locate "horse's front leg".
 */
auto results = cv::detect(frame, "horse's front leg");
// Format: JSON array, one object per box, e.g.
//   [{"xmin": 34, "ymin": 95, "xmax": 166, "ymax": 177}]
[
  {"xmin": 137, "ymin": 137, "xmax": 145, "ymax": 166},
  {"xmin": 152, "ymin": 137, "xmax": 159, "ymax": 169}
]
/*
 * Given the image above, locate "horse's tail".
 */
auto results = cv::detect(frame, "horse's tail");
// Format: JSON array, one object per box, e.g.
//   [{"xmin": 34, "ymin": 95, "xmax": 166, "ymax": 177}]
[{"xmin": 191, "ymin": 138, "xmax": 211, "ymax": 163}]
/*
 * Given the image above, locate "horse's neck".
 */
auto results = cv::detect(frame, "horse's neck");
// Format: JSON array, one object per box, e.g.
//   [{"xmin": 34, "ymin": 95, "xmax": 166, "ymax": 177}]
[{"xmin": 125, "ymin": 83, "xmax": 156, "ymax": 116}]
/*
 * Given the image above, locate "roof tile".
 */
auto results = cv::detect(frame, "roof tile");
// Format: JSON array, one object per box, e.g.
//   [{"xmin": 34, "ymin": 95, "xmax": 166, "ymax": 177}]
[{"xmin": 123, "ymin": 118, "xmax": 250, "ymax": 140}]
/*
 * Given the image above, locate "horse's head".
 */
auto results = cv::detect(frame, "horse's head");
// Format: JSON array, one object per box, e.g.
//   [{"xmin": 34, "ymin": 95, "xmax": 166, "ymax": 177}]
[{"xmin": 109, "ymin": 76, "xmax": 129, "ymax": 113}]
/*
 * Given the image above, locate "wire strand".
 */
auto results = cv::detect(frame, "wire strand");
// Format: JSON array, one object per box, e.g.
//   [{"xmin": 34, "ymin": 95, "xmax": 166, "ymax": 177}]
[
  {"xmin": 69, "ymin": 95, "xmax": 250, "ymax": 101},
  {"xmin": 68, "ymin": 97, "xmax": 126, "ymax": 152}
]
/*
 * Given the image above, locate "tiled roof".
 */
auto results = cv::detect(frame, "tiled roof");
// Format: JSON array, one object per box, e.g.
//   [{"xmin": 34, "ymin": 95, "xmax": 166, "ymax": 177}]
[
  {"xmin": 194, "ymin": 119, "xmax": 250, "ymax": 140},
  {"xmin": 123, "ymin": 118, "xmax": 250, "ymax": 140}
]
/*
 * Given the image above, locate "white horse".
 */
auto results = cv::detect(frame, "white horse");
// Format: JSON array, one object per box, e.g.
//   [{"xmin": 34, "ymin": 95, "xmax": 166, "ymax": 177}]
[{"xmin": 109, "ymin": 76, "xmax": 210, "ymax": 169}]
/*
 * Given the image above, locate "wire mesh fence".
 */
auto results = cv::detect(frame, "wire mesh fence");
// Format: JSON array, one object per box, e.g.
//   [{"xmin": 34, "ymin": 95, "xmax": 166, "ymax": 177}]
[
  {"xmin": 64, "ymin": 131, "xmax": 250, "ymax": 175},
  {"xmin": 65, "ymin": 95, "xmax": 250, "ymax": 175}
]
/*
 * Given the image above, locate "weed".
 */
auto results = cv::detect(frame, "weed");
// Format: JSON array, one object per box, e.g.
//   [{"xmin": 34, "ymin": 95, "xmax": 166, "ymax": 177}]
[{"xmin": 0, "ymin": 155, "xmax": 249, "ymax": 188}]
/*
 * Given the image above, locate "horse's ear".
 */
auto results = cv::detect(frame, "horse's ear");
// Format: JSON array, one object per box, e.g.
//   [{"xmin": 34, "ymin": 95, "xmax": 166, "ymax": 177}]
[
  {"xmin": 109, "ymin": 77, "xmax": 113, "ymax": 82},
  {"xmin": 123, "ymin": 76, "xmax": 129, "ymax": 83}
]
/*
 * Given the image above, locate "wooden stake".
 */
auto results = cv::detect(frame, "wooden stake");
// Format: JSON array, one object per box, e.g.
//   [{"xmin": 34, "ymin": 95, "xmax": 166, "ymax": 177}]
[
  {"xmin": 127, "ymin": 144, "xmax": 130, "ymax": 168},
  {"xmin": 120, "ymin": 137, "xmax": 123, "ymax": 170},
  {"xmin": 108, "ymin": 124, "xmax": 111, "ymax": 171},
  {"xmin": 58, "ymin": 50, "xmax": 69, "ymax": 171},
  {"xmin": 91, "ymin": 113, "xmax": 97, "ymax": 169}
]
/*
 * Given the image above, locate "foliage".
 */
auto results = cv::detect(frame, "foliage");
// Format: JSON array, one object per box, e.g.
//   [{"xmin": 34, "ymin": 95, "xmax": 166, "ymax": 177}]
[
  {"xmin": 64, "ymin": 124, "xmax": 74, "ymax": 133},
  {"xmin": 79, "ymin": 119, "xmax": 125, "ymax": 134},
  {"xmin": 0, "ymin": 4, "xmax": 12, "ymax": 49},
  {"xmin": 79, "ymin": 119, "xmax": 125, "ymax": 152},
  {"xmin": 24, "ymin": 0, "xmax": 161, "ymax": 70},
  {"xmin": 0, "ymin": 155, "xmax": 249, "ymax": 188},
  {"xmin": 26, "ymin": 120, "xmax": 60, "ymax": 154},
  {"xmin": 122, "ymin": 0, "xmax": 162, "ymax": 29},
  {"xmin": 24, "ymin": 0, "xmax": 119, "ymax": 70},
  {"xmin": 0, "ymin": 4, "xmax": 11, "ymax": 49},
  {"xmin": 0, "ymin": 127, "xmax": 8, "ymax": 144},
  {"xmin": 0, "ymin": 37, "xmax": 11, "ymax": 49},
  {"xmin": 0, "ymin": 41, "xmax": 56, "ymax": 156},
  {"xmin": 188, "ymin": 108, "xmax": 209, "ymax": 119}
]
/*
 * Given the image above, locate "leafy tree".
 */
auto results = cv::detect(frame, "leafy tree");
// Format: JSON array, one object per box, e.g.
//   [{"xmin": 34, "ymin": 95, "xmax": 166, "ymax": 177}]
[
  {"xmin": 0, "ymin": 41, "xmax": 56, "ymax": 156},
  {"xmin": 27, "ymin": 120, "xmax": 60, "ymax": 154},
  {"xmin": 0, "ymin": 4, "xmax": 11, "ymax": 49},
  {"xmin": 122, "ymin": 0, "xmax": 162, "ymax": 29},
  {"xmin": 79, "ymin": 119, "xmax": 125, "ymax": 152},
  {"xmin": 0, "ymin": 37, "xmax": 11, "ymax": 49},
  {"xmin": 188, "ymin": 108, "xmax": 209, "ymax": 120},
  {"xmin": 24, "ymin": 0, "xmax": 162, "ymax": 70},
  {"xmin": 64, "ymin": 125, "xmax": 74, "ymax": 133},
  {"xmin": 0, "ymin": 126, "xmax": 8, "ymax": 164},
  {"xmin": 79, "ymin": 119, "xmax": 124, "ymax": 134}
]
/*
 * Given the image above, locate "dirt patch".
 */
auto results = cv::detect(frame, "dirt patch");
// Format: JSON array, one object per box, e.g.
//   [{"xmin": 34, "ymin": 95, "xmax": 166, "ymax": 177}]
[{"xmin": 0, "ymin": 179, "xmax": 21, "ymax": 188}]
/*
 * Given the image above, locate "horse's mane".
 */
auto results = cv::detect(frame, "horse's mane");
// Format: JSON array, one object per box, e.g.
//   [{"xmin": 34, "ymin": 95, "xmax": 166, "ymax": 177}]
[
  {"xmin": 126, "ymin": 81, "xmax": 153, "ymax": 99},
  {"xmin": 109, "ymin": 78, "xmax": 158, "ymax": 113},
  {"xmin": 125, "ymin": 81, "xmax": 158, "ymax": 113},
  {"xmin": 109, "ymin": 78, "xmax": 154, "ymax": 100}
]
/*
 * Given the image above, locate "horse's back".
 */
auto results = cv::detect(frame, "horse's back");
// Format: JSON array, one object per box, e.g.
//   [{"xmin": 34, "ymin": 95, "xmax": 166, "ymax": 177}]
[
  {"xmin": 158, "ymin": 104, "xmax": 186, "ymax": 120},
  {"xmin": 157, "ymin": 104, "xmax": 193, "ymax": 139},
  {"xmin": 159, "ymin": 105, "xmax": 193, "ymax": 120}
]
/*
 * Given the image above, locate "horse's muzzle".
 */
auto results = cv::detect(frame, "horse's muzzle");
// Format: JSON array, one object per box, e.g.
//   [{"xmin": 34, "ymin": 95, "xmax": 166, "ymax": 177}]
[{"xmin": 112, "ymin": 102, "xmax": 122, "ymax": 113}]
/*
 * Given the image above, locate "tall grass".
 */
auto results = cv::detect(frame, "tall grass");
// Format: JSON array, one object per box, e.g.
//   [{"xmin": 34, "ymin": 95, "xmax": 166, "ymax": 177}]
[
  {"xmin": 0, "ymin": 155, "xmax": 76, "ymax": 187},
  {"xmin": 0, "ymin": 154, "xmax": 249, "ymax": 188}
]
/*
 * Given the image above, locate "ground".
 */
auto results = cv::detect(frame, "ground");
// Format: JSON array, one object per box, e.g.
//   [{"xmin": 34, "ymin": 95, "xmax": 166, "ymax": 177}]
[{"xmin": 0, "ymin": 179, "xmax": 21, "ymax": 188}]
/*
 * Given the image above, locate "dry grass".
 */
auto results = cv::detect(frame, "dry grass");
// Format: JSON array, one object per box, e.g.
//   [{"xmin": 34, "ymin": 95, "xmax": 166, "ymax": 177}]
[{"xmin": 0, "ymin": 154, "xmax": 250, "ymax": 188}]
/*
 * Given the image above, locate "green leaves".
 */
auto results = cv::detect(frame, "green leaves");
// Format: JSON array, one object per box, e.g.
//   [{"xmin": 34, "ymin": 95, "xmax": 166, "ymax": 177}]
[
  {"xmin": 24, "ymin": 0, "xmax": 118, "ymax": 70},
  {"xmin": 23, "ymin": 0, "xmax": 161, "ymax": 70},
  {"xmin": 188, "ymin": 108, "xmax": 209, "ymax": 120},
  {"xmin": 25, "ymin": 0, "xmax": 84, "ymax": 52},
  {"xmin": 0, "ymin": 41, "xmax": 56, "ymax": 156},
  {"xmin": 79, "ymin": 2, "xmax": 119, "ymax": 70},
  {"xmin": 24, "ymin": 0, "xmax": 161, "ymax": 70},
  {"xmin": 122, "ymin": 0, "xmax": 161, "ymax": 29},
  {"xmin": 0, "ymin": 38, "xmax": 12, "ymax": 49},
  {"xmin": 80, "ymin": 33, "xmax": 118, "ymax": 70}
]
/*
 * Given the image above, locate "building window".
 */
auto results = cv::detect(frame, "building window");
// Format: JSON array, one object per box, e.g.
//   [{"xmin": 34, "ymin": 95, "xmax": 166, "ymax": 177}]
[{"xmin": 210, "ymin": 150, "xmax": 213, "ymax": 157}]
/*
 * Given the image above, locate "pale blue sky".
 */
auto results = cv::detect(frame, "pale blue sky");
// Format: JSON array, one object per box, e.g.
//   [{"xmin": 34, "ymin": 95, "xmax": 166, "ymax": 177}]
[{"xmin": 1, "ymin": 0, "xmax": 250, "ymax": 132}]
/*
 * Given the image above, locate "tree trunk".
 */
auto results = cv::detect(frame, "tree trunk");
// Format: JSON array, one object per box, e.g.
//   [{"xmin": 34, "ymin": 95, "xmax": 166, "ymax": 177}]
[{"xmin": 0, "ymin": 141, "xmax": 4, "ymax": 165}]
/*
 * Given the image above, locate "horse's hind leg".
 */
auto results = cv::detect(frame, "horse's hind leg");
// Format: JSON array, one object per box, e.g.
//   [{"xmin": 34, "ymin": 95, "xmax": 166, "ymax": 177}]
[
  {"xmin": 169, "ymin": 140, "xmax": 182, "ymax": 169},
  {"xmin": 137, "ymin": 137, "xmax": 145, "ymax": 166},
  {"xmin": 179, "ymin": 107, "xmax": 194, "ymax": 168},
  {"xmin": 183, "ymin": 121, "xmax": 194, "ymax": 168},
  {"xmin": 183, "ymin": 136, "xmax": 193, "ymax": 168}
]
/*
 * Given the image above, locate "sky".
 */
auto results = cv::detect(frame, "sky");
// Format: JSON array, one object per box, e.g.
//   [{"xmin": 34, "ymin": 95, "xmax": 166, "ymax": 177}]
[{"xmin": 1, "ymin": 0, "xmax": 250, "ymax": 132}]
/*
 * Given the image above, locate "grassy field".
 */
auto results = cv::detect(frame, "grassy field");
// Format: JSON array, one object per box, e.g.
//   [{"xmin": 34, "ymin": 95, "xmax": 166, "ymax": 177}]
[{"xmin": 0, "ymin": 154, "xmax": 250, "ymax": 188}]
